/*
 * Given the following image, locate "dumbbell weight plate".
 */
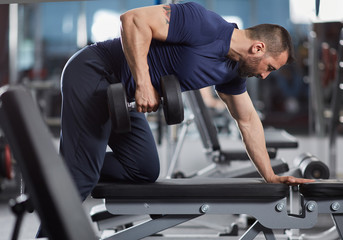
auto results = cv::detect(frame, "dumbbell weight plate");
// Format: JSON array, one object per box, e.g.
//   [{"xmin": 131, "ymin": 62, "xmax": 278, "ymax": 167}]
[
  {"xmin": 294, "ymin": 152, "xmax": 330, "ymax": 179},
  {"xmin": 160, "ymin": 75, "xmax": 184, "ymax": 125},
  {"xmin": 301, "ymin": 158, "xmax": 330, "ymax": 179},
  {"xmin": 107, "ymin": 83, "xmax": 131, "ymax": 133}
]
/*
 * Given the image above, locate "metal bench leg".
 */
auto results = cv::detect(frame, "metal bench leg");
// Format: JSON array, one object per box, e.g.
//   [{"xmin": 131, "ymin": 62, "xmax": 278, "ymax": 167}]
[
  {"xmin": 332, "ymin": 213, "xmax": 343, "ymax": 239},
  {"xmin": 240, "ymin": 220, "xmax": 276, "ymax": 240},
  {"xmin": 103, "ymin": 214, "xmax": 199, "ymax": 240}
]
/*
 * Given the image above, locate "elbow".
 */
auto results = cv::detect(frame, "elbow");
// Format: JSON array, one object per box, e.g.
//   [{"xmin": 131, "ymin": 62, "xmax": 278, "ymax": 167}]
[
  {"xmin": 120, "ymin": 11, "xmax": 134, "ymax": 26},
  {"xmin": 120, "ymin": 10, "xmax": 147, "ymax": 34},
  {"xmin": 120, "ymin": 9, "xmax": 143, "ymax": 28},
  {"xmin": 235, "ymin": 112, "xmax": 254, "ymax": 131}
]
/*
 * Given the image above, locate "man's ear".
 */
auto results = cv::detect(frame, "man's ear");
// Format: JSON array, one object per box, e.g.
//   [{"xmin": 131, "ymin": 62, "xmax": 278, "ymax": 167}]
[{"xmin": 252, "ymin": 42, "xmax": 265, "ymax": 55}]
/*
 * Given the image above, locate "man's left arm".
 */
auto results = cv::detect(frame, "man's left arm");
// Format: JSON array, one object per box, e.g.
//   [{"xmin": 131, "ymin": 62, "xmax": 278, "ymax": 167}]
[{"xmin": 217, "ymin": 91, "xmax": 314, "ymax": 184}]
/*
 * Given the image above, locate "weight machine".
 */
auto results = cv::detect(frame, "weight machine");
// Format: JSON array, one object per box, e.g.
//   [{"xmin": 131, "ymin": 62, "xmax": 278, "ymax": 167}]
[{"xmin": 328, "ymin": 28, "xmax": 343, "ymax": 178}]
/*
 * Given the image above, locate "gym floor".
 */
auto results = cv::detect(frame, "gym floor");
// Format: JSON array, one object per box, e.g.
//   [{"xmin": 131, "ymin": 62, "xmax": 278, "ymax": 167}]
[{"xmin": 0, "ymin": 132, "xmax": 342, "ymax": 240}]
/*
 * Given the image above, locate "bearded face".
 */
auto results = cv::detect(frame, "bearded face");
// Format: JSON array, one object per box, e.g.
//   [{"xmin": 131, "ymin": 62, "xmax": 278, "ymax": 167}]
[{"xmin": 237, "ymin": 55, "xmax": 263, "ymax": 78}]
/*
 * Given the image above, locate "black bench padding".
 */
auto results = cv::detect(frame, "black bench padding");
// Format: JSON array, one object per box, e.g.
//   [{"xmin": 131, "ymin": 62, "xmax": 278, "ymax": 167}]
[
  {"xmin": 92, "ymin": 178, "xmax": 289, "ymax": 200},
  {"xmin": 264, "ymin": 128, "xmax": 298, "ymax": 149},
  {"xmin": 300, "ymin": 180, "xmax": 343, "ymax": 199}
]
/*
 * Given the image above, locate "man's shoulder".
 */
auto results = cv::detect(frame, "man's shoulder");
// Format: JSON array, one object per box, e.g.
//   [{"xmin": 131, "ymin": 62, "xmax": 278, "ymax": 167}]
[{"xmin": 172, "ymin": 1, "xmax": 207, "ymax": 13}]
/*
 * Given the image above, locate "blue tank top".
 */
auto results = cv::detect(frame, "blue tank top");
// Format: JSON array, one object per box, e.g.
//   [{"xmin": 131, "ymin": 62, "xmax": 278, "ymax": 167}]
[{"xmin": 89, "ymin": 2, "xmax": 246, "ymax": 99}]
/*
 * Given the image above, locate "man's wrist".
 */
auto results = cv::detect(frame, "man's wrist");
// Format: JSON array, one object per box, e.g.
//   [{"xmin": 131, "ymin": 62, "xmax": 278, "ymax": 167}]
[{"xmin": 264, "ymin": 173, "xmax": 278, "ymax": 183}]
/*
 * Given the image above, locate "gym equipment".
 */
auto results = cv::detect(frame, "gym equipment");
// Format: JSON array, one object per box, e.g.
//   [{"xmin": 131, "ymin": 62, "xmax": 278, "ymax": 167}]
[
  {"xmin": 9, "ymin": 194, "xmax": 33, "ymax": 240},
  {"xmin": 90, "ymin": 178, "xmax": 343, "ymax": 240},
  {"xmin": 292, "ymin": 152, "xmax": 330, "ymax": 179},
  {"xmin": 1, "ymin": 85, "xmax": 343, "ymax": 240},
  {"xmin": 91, "ymin": 92, "xmax": 328, "ymax": 236},
  {"xmin": 315, "ymin": 0, "xmax": 320, "ymax": 16},
  {"xmin": 107, "ymin": 74, "xmax": 184, "ymax": 133},
  {"xmin": 0, "ymin": 85, "xmax": 97, "ymax": 240},
  {"xmin": 90, "ymin": 153, "xmax": 329, "ymax": 235},
  {"xmin": 90, "ymin": 91, "xmax": 328, "ymax": 236},
  {"xmin": 166, "ymin": 89, "xmax": 298, "ymax": 179},
  {"xmin": 0, "ymin": 135, "xmax": 13, "ymax": 180},
  {"xmin": 328, "ymin": 28, "xmax": 343, "ymax": 178},
  {"xmin": 308, "ymin": 22, "xmax": 343, "ymax": 139},
  {"xmin": 91, "ymin": 89, "xmax": 302, "ymax": 234}
]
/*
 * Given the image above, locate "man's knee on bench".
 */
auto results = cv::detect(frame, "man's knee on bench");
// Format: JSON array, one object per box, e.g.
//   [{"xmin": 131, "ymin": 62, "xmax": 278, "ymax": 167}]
[
  {"xmin": 100, "ymin": 162, "xmax": 160, "ymax": 183},
  {"xmin": 131, "ymin": 167, "xmax": 159, "ymax": 183}
]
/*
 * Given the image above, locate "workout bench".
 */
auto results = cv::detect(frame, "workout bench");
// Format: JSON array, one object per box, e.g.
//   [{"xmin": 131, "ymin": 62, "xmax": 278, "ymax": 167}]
[
  {"xmin": 1, "ymin": 85, "xmax": 343, "ymax": 240},
  {"xmin": 91, "ymin": 179, "xmax": 343, "ymax": 240}
]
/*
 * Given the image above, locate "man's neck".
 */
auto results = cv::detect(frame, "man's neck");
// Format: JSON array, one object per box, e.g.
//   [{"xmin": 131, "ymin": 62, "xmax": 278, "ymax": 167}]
[{"xmin": 227, "ymin": 29, "xmax": 249, "ymax": 62}]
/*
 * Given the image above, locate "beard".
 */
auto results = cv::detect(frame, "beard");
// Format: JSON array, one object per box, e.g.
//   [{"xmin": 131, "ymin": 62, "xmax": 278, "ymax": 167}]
[{"xmin": 237, "ymin": 56, "xmax": 262, "ymax": 78}]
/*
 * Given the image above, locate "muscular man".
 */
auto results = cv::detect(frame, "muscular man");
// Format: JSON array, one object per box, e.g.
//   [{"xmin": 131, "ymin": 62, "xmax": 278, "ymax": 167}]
[{"xmin": 60, "ymin": 2, "xmax": 313, "ymax": 201}]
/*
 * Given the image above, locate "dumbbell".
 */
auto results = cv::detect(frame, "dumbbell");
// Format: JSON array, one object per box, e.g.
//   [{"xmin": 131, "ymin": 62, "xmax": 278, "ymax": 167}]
[
  {"xmin": 293, "ymin": 152, "xmax": 330, "ymax": 179},
  {"xmin": 107, "ymin": 75, "xmax": 184, "ymax": 133}
]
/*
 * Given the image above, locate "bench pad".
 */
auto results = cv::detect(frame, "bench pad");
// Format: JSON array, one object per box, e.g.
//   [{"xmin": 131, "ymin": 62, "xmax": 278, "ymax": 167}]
[
  {"xmin": 92, "ymin": 178, "xmax": 289, "ymax": 200},
  {"xmin": 300, "ymin": 180, "xmax": 343, "ymax": 198}
]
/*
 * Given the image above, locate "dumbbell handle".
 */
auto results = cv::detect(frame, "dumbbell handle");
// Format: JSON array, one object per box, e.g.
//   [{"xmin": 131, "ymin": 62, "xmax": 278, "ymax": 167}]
[
  {"xmin": 127, "ymin": 102, "xmax": 136, "ymax": 110},
  {"xmin": 127, "ymin": 99, "xmax": 164, "ymax": 111}
]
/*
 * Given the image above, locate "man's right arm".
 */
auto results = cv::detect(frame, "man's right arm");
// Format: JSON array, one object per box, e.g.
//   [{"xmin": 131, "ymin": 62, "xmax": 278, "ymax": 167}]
[
  {"xmin": 120, "ymin": 5, "xmax": 171, "ymax": 112},
  {"xmin": 217, "ymin": 91, "xmax": 315, "ymax": 185}
]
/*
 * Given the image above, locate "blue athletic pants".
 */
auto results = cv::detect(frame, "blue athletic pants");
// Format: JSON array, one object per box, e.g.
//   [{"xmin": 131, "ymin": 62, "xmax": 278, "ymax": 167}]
[{"xmin": 60, "ymin": 46, "xmax": 160, "ymax": 200}]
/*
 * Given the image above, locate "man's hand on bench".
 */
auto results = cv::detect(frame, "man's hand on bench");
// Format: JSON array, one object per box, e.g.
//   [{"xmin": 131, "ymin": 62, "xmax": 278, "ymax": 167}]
[{"xmin": 267, "ymin": 175, "xmax": 315, "ymax": 186}]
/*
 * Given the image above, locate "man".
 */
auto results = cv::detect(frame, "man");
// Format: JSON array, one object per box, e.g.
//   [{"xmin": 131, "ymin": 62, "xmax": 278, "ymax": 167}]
[{"xmin": 60, "ymin": 2, "xmax": 313, "ymax": 201}]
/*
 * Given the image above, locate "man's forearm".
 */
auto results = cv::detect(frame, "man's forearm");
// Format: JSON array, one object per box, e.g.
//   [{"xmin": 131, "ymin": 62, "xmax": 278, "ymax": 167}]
[
  {"xmin": 237, "ymin": 110, "xmax": 276, "ymax": 182},
  {"xmin": 219, "ymin": 92, "xmax": 315, "ymax": 185}
]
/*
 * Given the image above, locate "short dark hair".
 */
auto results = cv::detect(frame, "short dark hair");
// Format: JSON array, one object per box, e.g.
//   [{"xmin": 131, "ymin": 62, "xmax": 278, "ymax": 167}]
[{"xmin": 246, "ymin": 24, "xmax": 295, "ymax": 64}]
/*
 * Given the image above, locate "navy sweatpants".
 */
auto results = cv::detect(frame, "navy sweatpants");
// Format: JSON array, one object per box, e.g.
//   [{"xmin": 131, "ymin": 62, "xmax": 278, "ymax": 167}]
[{"xmin": 60, "ymin": 46, "xmax": 160, "ymax": 200}]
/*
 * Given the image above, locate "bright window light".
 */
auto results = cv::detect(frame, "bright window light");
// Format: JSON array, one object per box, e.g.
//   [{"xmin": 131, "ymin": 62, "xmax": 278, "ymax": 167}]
[
  {"xmin": 91, "ymin": 10, "xmax": 121, "ymax": 43},
  {"xmin": 222, "ymin": 16, "xmax": 244, "ymax": 29},
  {"xmin": 290, "ymin": 0, "xmax": 343, "ymax": 24}
]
